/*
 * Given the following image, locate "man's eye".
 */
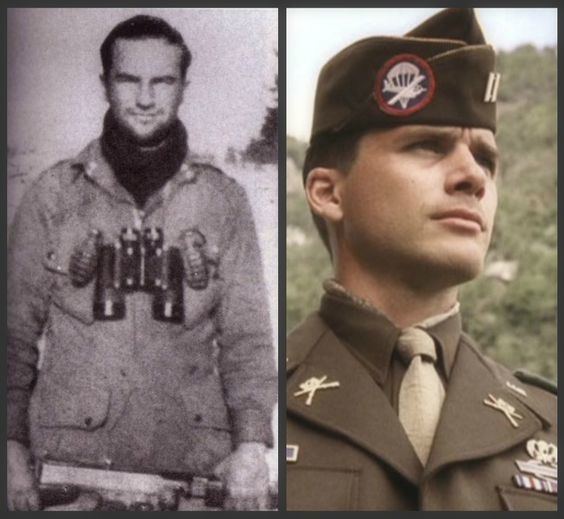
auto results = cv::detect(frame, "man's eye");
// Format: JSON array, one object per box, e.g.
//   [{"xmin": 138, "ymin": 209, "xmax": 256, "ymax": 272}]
[
  {"xmin": 115, "ymin": 76, "xmax": 137, "ymax": 84},
  {"xmin": 155, "ymin": 77, "xmax": 177, "ymax": 85},
  {"xmin": 407, "ymin": 140, "xmax": 443, "ymax": 154},
  {"xmin": 476, "ymin": 155, "xmax": 497, "ymax": 176}
]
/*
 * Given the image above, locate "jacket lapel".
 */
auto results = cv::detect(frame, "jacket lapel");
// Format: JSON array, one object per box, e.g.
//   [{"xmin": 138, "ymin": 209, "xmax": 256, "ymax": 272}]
[
  {"xmin": 288, "ymin": 324, "xmax": 422, "ymax": 485},
  {"xmin": 424, "ymin": 337, "xmax": 546, "ymax": 479}
]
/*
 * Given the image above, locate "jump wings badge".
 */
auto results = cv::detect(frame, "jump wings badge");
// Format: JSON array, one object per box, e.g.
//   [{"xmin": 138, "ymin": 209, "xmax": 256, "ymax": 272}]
[
  {"xmin": 374, "ymin": 54, "xmax": 435, "ymax": 116},
  {"xmin": 514, "ymin": 439, "xmax": 558, "ymax": 495}
]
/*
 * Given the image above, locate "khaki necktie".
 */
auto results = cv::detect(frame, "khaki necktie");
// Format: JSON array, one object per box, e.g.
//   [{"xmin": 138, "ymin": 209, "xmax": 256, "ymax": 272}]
[{"xmin": 397, "ymin": 327, "xmax": 445, "ymax": 465}]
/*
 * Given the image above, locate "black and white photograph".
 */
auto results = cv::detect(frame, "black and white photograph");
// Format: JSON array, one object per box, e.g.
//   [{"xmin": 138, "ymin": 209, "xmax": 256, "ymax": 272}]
[{"xmin": 7, "ymin": 8, "xmax": 278, "ymax": 511}]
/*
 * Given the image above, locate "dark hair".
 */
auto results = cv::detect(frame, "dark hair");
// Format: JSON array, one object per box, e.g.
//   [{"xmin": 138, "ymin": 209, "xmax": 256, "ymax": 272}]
[
  {"xmin": 100, "ymin": 15, "xmax": 192, "ymax": 79},
  {"xmin": 302, "ymin": 131, "xmax": 365, "ymax": 253}
]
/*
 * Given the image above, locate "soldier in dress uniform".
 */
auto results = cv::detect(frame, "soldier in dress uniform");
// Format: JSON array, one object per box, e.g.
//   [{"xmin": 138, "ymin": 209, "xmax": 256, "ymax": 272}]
[
  {"xmin": 287, "ymin": 8, "xmax": 556, "ymax": 511},
  {"xmin": 7, "ymin": 14, "xmax": 276, "ymax": 511}
]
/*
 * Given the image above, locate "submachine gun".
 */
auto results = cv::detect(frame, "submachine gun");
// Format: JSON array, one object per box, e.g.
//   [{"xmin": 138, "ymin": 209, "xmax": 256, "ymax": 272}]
[{"xmin": 37, "ymin": 461, "xmax": 278, "ymax": 511}]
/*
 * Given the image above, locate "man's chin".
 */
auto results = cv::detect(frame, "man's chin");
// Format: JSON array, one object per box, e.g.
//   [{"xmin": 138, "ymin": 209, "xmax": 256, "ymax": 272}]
[
  {"xmin": 431, "ymin": 251, "xmax": 484, "ymax": 286},
  {"xmin": 124, "ymin": 121, "xmax": 172, "ymax": 146}
]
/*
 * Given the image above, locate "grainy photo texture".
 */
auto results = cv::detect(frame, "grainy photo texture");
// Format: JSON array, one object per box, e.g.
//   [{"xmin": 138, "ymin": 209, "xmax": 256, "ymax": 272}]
[{"xmin": 7, "ymin": 8, "xmax": 278, "ymax": 511}]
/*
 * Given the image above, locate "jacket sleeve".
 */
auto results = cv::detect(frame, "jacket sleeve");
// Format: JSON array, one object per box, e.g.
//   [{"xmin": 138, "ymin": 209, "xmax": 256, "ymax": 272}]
[
  {"xmin": 7, "ymin": 182, "xmax": 52, "ymax": 446},
  {"xmin": 216, "ymin": 182, "xmax": 277, "ymax": 447}
]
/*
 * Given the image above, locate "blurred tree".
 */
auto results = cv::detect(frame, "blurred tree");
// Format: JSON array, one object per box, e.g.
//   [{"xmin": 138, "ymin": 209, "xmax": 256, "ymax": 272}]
[{"xmin": 243, "ymin": 51, "xmax": 278, "ymax": 164}]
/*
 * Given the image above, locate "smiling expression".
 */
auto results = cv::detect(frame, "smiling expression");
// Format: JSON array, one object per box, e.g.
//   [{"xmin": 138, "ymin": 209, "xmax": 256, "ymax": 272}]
[{"xmin": 104, "ymin": 38, "xmax": 186, "ymax": 144}]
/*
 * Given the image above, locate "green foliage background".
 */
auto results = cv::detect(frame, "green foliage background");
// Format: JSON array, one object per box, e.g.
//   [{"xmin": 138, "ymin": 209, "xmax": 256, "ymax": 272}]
[{"xmin": 287, "ymin": 45, "xmax": 557, "ymax": 380}]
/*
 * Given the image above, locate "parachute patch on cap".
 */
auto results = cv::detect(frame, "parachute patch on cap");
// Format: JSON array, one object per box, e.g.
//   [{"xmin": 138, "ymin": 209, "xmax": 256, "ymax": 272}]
[{"xmin": 374, "ymin": 54, "xmax": 435, "ymax": 117}]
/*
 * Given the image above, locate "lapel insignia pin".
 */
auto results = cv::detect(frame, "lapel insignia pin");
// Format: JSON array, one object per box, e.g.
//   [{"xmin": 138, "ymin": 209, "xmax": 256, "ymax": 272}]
[
  {"xmin": 483, "ymin": 394, "xmax": 523, "ymax": 427},
  {"xmin": 506, "ymin": 381, "xmax": 527, "ymax": 397},
  {"xmin": 286, "ymin": 445, "xmax": 299, "ymax": 463},
  {"xmin": 484, "ymin": 72, "xmax": 501, "ymax": 103},
  {"xmin": 294, "ymin": 375, "xmax": 340, "ymax": 406}
]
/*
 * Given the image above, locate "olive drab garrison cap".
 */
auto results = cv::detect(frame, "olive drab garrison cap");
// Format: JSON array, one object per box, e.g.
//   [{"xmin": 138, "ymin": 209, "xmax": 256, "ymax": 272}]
[{"xmin": 310, "ymin": 8, "xmax": 501, "ymax": 143}]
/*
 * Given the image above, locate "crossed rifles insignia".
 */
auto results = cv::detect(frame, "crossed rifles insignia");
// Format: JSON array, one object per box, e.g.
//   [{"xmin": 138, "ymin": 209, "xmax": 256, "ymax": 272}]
[
  {"xmin": 294, "ymin": 375, "xmax": 340, "ymax": 406},
  {"xmin": 483, "ymin": 394, "xmax": 523, "ymax": 428}
]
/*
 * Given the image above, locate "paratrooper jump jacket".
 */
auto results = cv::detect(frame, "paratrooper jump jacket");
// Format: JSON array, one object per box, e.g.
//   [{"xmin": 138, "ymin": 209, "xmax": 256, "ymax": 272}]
[{"xmin": 8, "ymin": 139, "xmax": 277, "ymax": 475}]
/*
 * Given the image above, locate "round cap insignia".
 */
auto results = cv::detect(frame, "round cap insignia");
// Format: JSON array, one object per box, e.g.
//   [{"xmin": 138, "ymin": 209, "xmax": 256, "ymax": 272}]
[{"xmin": 374, "ymin": 54, "xmax": 436, "ymax": 116}]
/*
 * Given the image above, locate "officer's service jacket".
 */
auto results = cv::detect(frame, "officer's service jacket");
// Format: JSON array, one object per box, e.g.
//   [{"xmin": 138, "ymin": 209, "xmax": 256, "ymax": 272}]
[
  {"xmin": 287, "ymin": 311, "xmax": 557, "ymax": 511},
  {"xmin": 8, "ymin": 139, "xmax": 276, "ymax": 475}
]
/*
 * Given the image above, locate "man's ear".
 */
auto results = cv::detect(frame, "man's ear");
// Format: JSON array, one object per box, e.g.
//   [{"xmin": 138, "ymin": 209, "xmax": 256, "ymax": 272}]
[
  {"xmin": 179, "ymin": 79, "xmax": 190, "ymax": 104},
  {"xmin": 305, "ymin": 167, "xmax": 345, "ymax": 223},
  {"xmin": 100, "ymin": 74, "xmax": 109, "ymax": 103}
]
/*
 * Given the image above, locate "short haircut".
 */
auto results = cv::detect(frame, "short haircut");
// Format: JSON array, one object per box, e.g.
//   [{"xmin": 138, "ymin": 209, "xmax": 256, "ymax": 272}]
[
  {"xmin": 100, "ymin": 15, "xmax": 192, "ymax": 79},
  {"xmin": 302, "ymin": 130, "xmax": 365, "ymax": 254}
]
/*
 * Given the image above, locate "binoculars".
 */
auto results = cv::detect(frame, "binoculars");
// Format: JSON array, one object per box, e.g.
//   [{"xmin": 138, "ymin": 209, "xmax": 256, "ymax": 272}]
[{"xmin": 69, "ymin": 227, "xmax": 210, "ymax": 324}]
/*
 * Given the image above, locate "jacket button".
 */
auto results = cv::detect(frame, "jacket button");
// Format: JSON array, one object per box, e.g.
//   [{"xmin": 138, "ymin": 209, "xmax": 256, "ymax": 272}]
[
  {"xmin": 84, "ymin": 417, "xmax": 93, "ymax": 427},
  {"xmin": 194, "ymin": 414, "xmax": 202, "ymax": 423}
]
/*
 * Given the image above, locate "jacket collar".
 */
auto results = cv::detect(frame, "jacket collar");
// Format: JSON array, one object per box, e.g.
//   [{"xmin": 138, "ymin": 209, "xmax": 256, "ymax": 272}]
[
  {"xmin": 423, "ymin": 333, "xmax": 551, "ymax": 479},
  {"xmin": 287, "ymin": 320, "xmax": 423, "ymax": 485},
  {"xmin": 70, "ymin": 139, "xmax": 198, "ymax": 214},
  {"xmin": 288, "ymin": 315, "xmax": 552, "ymax": 486},
  {"xmin": 319, "ymin": 281, "xmax": 461, "ymax": 384}
]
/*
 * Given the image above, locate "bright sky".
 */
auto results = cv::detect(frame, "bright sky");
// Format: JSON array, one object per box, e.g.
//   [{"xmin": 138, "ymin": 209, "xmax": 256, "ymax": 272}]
[
  {"xmin": 8, "ymin": 8, "xmax": 277, "ymax": 161},
  {"xmin": 287, "ymin": 8, "xmax": 557, "ymax": 141}
]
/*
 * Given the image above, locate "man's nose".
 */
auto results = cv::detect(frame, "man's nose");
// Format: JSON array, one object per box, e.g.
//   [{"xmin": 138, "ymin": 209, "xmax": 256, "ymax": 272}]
[
  {"xmin": 444, "ymin": 144, "xmax": 487, "ymax": 199},
  {"xmin": 136, "ymin": 82, "xmax": 155, "ymax": 109}
]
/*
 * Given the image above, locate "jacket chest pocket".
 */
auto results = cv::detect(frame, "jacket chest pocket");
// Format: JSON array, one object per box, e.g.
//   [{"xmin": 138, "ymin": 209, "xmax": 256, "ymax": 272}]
[
  {"xmin": 175, "ymin": 227, "xmax": 222, "ymax": 329},
  {"xmin": 497, "ymin": 485, "xmax": 557, "ymax": 511},
  {"xmin": 182, "ymin": 280, "xmax": 222, "ymax": 329},
  {"xmin": 287, "ymin": 466, "xmax": 361, "ymax": 511},
  {"xmin": 43, "ymin": 248, "xmax": 95, "ymax": 326}
]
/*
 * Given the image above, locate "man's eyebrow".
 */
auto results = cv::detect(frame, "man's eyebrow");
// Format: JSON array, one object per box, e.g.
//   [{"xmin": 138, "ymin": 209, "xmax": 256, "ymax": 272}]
[
  {"xmin": 398, "ymin": 127, "xmax": 460, "ymax": 140},
  {"xmin": 472, "ymin": 139, "xmax": 499, "ymax": 162},
  {"xmin": 113, "ymin": 72, "xmax": 139, "ymax": 81},
  {"xmin": 152, "ymin": 75, "xmax": 179, "ymax": 82}
]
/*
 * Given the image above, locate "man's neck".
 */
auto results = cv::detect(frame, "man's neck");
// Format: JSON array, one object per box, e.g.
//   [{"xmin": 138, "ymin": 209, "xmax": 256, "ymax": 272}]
[{"xmin": 335, "ymin": 263, "xmax": 459, "ymax": 329}]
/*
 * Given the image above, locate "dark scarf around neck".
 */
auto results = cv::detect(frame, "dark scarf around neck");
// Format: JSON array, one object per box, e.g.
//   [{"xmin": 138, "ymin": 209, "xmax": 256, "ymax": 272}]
[{"xmin": 101, "ymin": 111, "xmax": 188, "ymax": 208}]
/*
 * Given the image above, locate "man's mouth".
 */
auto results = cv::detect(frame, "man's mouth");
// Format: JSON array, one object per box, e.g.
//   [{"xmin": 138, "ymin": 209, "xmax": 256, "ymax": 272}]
[
  {"xmin": 129, "ymin": 112, "xmax": 160, "ymax": 125},
  {"xmin": 431, "ymin": 208, "xmax": 486, "ymax": 232}
]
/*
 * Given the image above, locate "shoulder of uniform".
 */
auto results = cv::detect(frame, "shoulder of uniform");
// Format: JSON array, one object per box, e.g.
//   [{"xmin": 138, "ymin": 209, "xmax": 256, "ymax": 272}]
[
  {"xmin": 28, "ymin": 158, "xmax": 81, "ymax": 196},
  {"xmin": 462, "ymin": 333, "xmax": 557, "ymax": 396},
  {"xmin": 463, "ymin": 338, "xmax": 556, "ymax": 426},
  {"xmin": 189, "ymin": 161, "xmax": 226, "ymax": 176},
  {"xmin": 514, "ymin": 369, "xmax": 557, "ymax": 395},
  {"xmin": 287, "ymin": 313, "xmax": 327, "ymax": 374},
  {"xmin": 34, "ymin": 139, "xmax": 100, "ymax": 187},
  {"xmin": 188, "ymin": 161, "xmax": 233, "ymax": 186},
  {"xmin": 186, "ymin": 161, "xmax": 241, "ymax": 194}
]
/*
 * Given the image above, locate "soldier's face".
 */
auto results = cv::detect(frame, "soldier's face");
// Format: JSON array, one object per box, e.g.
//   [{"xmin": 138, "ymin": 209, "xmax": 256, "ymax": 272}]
[
  {"xmin": 104, "ymin": 38, "xmax": 186, "ymax": 144},
  {"xmin": 337, "ymin": 125, "xmax": 499, "ymax": 289}
]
